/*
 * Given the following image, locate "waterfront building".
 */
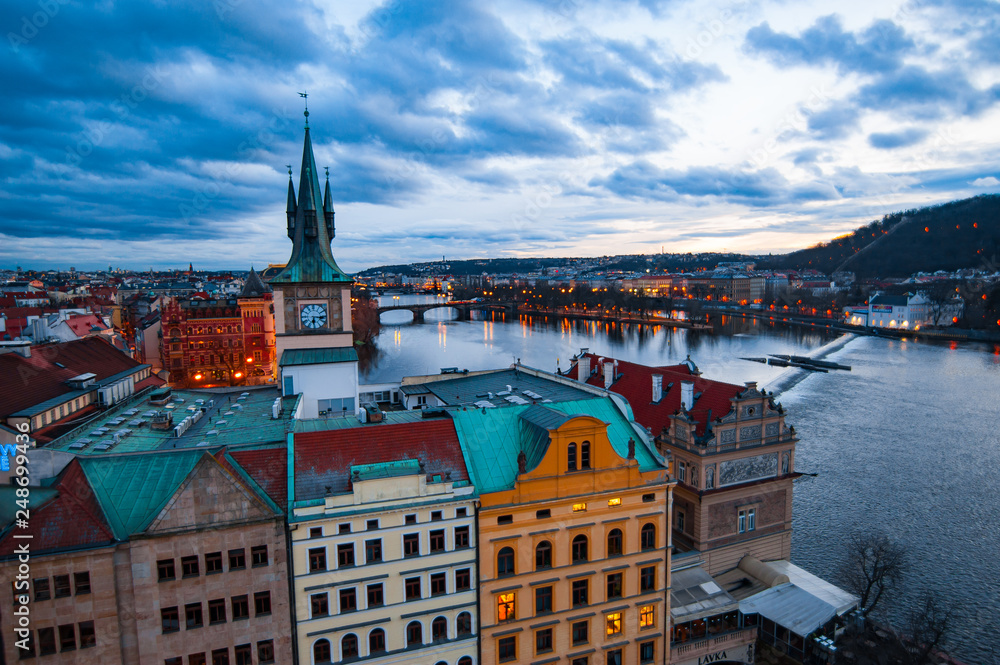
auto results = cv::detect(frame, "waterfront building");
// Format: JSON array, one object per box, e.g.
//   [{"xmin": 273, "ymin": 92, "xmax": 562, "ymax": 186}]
[
  {"xmin": 0, "ymin": 449, "xmax": 294, "ymax": 665},
  {"xmin": 159, "ymin": 269, "xmax": 275, "ymax": 387},
  {"xmin": 269, "ymin": 112, "xmax": 359, "ymax": 419},
  {"xmin": 866, "ymin": 291, "xmax": 959, "ymax": 329},
  {"xmin": 288, "ymin": 418, "xmax": 478, "ymax": 665}
]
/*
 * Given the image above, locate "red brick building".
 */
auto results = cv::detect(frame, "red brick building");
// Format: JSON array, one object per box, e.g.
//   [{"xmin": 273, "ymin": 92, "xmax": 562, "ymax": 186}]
[{"xmin": 160, "ymin": 270, "xmax": 275, "ymax": 387}]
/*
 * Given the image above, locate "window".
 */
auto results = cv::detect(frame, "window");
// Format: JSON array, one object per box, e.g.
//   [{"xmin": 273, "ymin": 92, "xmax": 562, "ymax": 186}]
[
  {"xmin": 365, "ymin": 539, "xmax": 382, "ymax": 563},
  {"xmin": 366, "ymin": 519, "xmax": 379, "ymax": 531},
  {"xmin": 369, "ymin": 629, "xmax": 386, "ymax": 654},
  {"xmin": 498, "ymin": 636, "xmax": 516, "ymax": 662},
  {"xmin": 341, "ymin": 634, "xmax": 358, "ymax": 659},
  {"xmin": 640, "ymin": 566, "xmax": 655, "ymax": 592},
  {"xmin": 313, "ymin": 640, "xmax": 331, "ymax": 664},
  {"xmin": 339, "ymin": 523, "xmax": 351, "ymax": 534},
  {"xmin": 337, "ymin": 543, "xmax": 355, "ymax": 567},
  {"xmin": 209, "ymin": 598, "xmax": 226, "ymax": 624},
  {"xmin": 607, "ymin": 649, "xmax": 623, "ymax": 665},
  {"xmin": 186, "ymin": 602, "xmax": 203, "ymax": 629},
  {"xmin": 456, "ymin": 568, "xmax": 471, "ymax": 591},
  {"xmin": 581, "ymin": 441, "xmax": 591, "ymax": 469},
  {"xmin": 311, "ymin": 593, "xmax": 329, "ymax": 617},
  {"xmin": 58, "ymin": 624, "xmax": 75, "ymax": 651},
  {"xmin": 456, "ymin": 507, "xmax": 467, "ymax": 517},
  {"xmin": 677, "ymin": 461, "xmax": 686, "ymax": 483},
  {"xmin": 677, "ymin": 510, "xmax": 685, "ymax": 533},
  {"xmin": 161, "ymin": 607, "xmax": 180, "ymax": 633},
  {"xmin": 572, "ymin": 579, "xmax": 589, "ymax": 607},
  {"xmin": 535, "ymin": 627, "xmax": 553, "ymax": 654},
  {"xmin": 572, "ymin": 503, "xmax": 587, "ymax": 512},
  {"xmin": 205, "ymin": 552, "xmax": 223, "ymax": 574},
  {"xmin": 335, "ymin": 587, "xmax": 356, "ymax": 614},
  {"xmin": 532, "ymin": 542, "xmax": 552, "ymax": 571},
  {"xmin": 78, "ymin": 621, "xmax": 95, "ymax": 649},
  {"xmin": 235, "ymin": 644, "xmax": 252, "ymax": 665},
  {"xmin": 497, "ymin": 514, "xmax": 513, "ymax": 524},
  {"xmin": 157, "ymin": 560, "xmax": 175, "ymax": 582},
  {"xmin": 232, "ymin": 595, "xmax": 249, "ymax": 620},
  {"xmin": 430, "ymin": 529, "xmax": 445, "ymax": 552},
  {"xmin": 181, "ymin": 556, "xmax": 199, "ymax": 578},
  {"xmin": 739, "ymin": 508, "xmax": 755, "ymax": 533},
  {"xmin": 640, "ymin": 604, "xmax": 655, "ymax": 628},
  {"xmin": 38, "ymin": 627, "xmax": 55, "ymax": 655},
  {"xmin": 405, "ymin": 577, "xmax": 421, "ymax": 601},
  {"xmin": 251, "ymin": 545, "xmax": 268, "ymax": 567},
  {"xmin": 212, "ymin": 649, "xmax": 230, "ymax": 665},
  {"xmin": 607, "ymin": 572, "xmax": 623, "ymax": 599},
  {"xmin": 431, "ymin": 510, "xmax": 443, "ymax": 521},
  {"xmin": 257, "ymin": 640, "xmax": 275, "ymax": 664},
  {"xmin": 406, "ymin": 621, "xmax": 422, "ymax": 647},
  {"xmin": 607, "ymin": 497, "xmax": 621, "ymax": 507},
  {"xmin": 535, "ymin": 585, "xmax": 553, "ymax": 614},
  {"xmin": 33, "ymin": 578, "xmax": 50, "ymax": 600},
  {"xmin": 431, "ymin": 616, "xmax": 447, "ymax": 642},
  {"xmin": 431, "ymin": 572, "xmax": 447, "ymax": 596},
  {"xmin": 497, "ymin": 546, "xmax": 515, "ymax": 576},
  {"xmin": 403, "ymin": 533, "xmax": 420, "ymax": 558},
  {"xmin": 572, "ymin": 534, "xmax": 588, "ymax": 562},
  {"xmin": 497, "ymin": 591, "xmax": 516, "ymax": 622},
  {"xmin": 229, "ymin": 549, "xmax": 246, "ymax": 570},
  {"xmin": 74, "ymin": 572, "xmax": 91, "ymax": 595},
  {"xmin": 254, "ymin": 591, "xmax": 271, "ymax": 616},
  {"xmin": 167, "ymin": 659, "xmax": 183, "ymax": 665},
  {"xmin": 607, "ymin": 528, "xmax": 623, "ymax": 556},
  {"xmin": 454, "ymin": 526, "xmax": 470, "ymax": 549},
  {"xmin": 457, "ymin": 611, "xmax": 472, "ymax": 635},
  {"xmin": 308, "ymin": 547, "xmax": 327, "ymax": 572},
  {"xmin": 641, "ymin": 523, "xmax": 656, "ymax": 551},
  {"xmin": 536, "ymin": 508, "xmax": 551, "ymax": 519},
  {"xmin": 571, "ymin": 620, "xmax": 589, "ymax": 646},
  {"xmin": 568, "ymin": 441, "xmax": 577, "ymax": 470},
  {"xmin": 367, "ymin": 583, "xmax": 384, "ymax": 607},
  {"xmin": 639, "ymin": 640, "xmax": 655, "ymax": 663}
]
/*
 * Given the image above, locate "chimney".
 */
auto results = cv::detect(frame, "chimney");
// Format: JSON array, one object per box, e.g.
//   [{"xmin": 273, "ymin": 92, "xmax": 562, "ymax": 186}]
[
  {"xmin": 680, "ymin": 381, "xmax": 695, "ymax": 411},
  {"xmin": 603, "ymin": 361, "xmax": 614, "ymax": 389},
  {"xmin": 652, "ymin": 374, "xmax": 663, "ymax": 402},
  {"xmin": 577, "ymin": 356, "xmax": 590, "ymax": 383},
  {"xmin": 0, "ymin": 341, "xmax": 31, "ymax": 358},
  {"xmin": 744, "ymin": 381, "xmax": 758, "ymax": 391}
]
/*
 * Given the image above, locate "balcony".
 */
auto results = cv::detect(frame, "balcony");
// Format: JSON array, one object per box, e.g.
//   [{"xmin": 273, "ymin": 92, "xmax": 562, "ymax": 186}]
[{"xmin": 670, "ymin": 627, "xmax": 757, "ymax": 662}]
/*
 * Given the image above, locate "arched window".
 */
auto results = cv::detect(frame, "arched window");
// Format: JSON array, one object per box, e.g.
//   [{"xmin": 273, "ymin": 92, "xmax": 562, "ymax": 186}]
[
  {"xmin": 341, "ymin": 634, "xmax": 358, "ymax": 660},
  {"xmin": 567, "ymin": 441, "xmax": 577, "ymax": 471},
  {"xmin": 497, "ymin": 547, "xmax": 515, "ymax": 577},
  {"xmin": 581, "ymin": 441, "xmax": 591, "ymax": 469},
  {"xmin": 459, "ymin": 658, "xmax": 474, "ymax": 665},
  {"xmin": 641, "ymin": 523, "xmax": 656, "ymax": 551},
  {"xmin": 457, "ymin": 612, "xmax": 472, "ymax": 635},
  {"xmin": 607, "ymin": 528, "xmax": 623, "ymax": 556},
  {"xmin": 572, "ymin": 534, "xmax": 588, "ymax": 563},
  {"xmin": 432, "ymin": 616, "xmax": 448, "ymax": 642},
  {"xmin": 535, "ymin": 541, "xmax": 552, "ymax": 570},
  {"xmin": 313, "ymin": 639, "xmax": 331, "ymax": 664},
  {"xmin": 369, "ymin": 628, "xmax": 386, "ymax": 654},
  {"xmin": 406, "ymin": 621, "xmax": 423, "ymax": 647}
]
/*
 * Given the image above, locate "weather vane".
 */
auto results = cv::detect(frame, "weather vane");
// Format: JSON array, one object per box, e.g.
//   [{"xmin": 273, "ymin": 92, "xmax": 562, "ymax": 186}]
[
  {"xmin": 286, "ymin": 164, "xmax": 292, "ymax": 176},
  {"xmin": 298, "ymin": 91, "xmax": 309, "ymax": 126},
  {"xmin": 324, "ymin": 166, "xmax": 329, "ymax": 179}
]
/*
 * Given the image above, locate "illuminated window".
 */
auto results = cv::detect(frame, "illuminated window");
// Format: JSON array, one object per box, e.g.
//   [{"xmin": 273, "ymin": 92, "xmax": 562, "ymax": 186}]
[
  {"xmin": 497, "ymin": 592, "xmax": 516, "ymax": 622},
  {"xmin": 572, "ymin": 503, "xmax": 587, "ymax": 513},
  {"xmin": 607, "ymin": 497, "xmax": 621, "ymax": 507},
  {"xmin": 606, "ymin": 612, "xmax": 622, "ymax": 635},
  {"xmin": 640, "ymin": 604, "xmax": 655, "ymax": 628}
]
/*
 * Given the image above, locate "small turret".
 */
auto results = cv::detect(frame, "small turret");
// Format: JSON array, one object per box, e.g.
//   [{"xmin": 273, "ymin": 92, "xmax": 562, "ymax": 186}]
[
  {"xmin": 323, "ymin": 167, "xmax": 335, "ymax": 240},
  {"xmin": 286, "ymin": 167, "xmax": 296, "ymax": 240}
]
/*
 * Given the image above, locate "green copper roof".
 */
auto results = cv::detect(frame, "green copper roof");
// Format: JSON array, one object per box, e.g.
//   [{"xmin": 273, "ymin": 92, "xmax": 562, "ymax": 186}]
[
  {"xmin": 351, "ymin": 459, "xmax": 421, "ymax": 481},
  {"xmin": 279, "ymin": 346, "xmax": 359, "ymax": 367},
  {"xmin": 450, "ymin": 397, "xmax": 665, "ymax": 495},
  {"xmin": 79, "ymin": 451, "xmax": 203, "ymax": 539}
]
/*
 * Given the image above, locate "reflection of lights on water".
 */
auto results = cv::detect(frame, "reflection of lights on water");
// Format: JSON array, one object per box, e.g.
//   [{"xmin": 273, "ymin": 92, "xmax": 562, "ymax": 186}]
[{"xmin": 393, "ymin": 329, "xmax": 402, "ymax": 348}]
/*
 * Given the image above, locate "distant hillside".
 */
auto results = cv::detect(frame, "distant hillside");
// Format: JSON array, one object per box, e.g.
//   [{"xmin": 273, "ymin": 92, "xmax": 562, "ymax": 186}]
[{"xmin": 762, "ymin": 194, "xmax": 1000, "ymax": 277}]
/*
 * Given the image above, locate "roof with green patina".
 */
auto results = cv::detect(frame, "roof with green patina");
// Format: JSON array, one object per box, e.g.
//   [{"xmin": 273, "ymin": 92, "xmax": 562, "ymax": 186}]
[{"xmin": 279, "ymin": 346, "xmax": 359, "ymax": 367}]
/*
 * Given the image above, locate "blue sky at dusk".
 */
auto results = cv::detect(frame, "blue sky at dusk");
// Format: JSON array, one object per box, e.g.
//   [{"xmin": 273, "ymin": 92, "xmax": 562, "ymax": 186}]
[{"xmin": 2, "ymin": 0, "xmax": 999, "ymax": 271}]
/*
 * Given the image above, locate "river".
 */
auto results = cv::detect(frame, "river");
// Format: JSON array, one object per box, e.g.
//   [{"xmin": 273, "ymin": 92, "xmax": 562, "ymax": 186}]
[{"xmin": 366, "ymin": 297, "xmax": 1000, "ymax": 663}]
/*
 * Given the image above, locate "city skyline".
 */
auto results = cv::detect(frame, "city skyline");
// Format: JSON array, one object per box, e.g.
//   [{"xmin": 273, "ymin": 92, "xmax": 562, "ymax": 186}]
[{"xmin": 2, "ymin": 0, "xmax": 999, "ymax": 272}]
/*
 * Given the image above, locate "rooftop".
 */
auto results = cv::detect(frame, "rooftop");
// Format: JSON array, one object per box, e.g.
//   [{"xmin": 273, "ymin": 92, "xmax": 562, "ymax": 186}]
[
  {"xmin": 402, "ymin": 367, "xmax": 595, "ymax": 408},
  {"xmin": 671, "ymin": 564, "xmax": 740, "ymax": 623}
]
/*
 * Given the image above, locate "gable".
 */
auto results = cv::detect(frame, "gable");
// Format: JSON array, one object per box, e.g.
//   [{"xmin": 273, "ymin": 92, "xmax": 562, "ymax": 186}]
[{"xmin": 144, "ymin": 457, "xmax": 275, "ymax": 534}]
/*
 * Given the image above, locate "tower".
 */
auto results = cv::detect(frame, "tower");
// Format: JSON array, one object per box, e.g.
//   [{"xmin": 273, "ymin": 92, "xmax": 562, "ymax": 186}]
[{"xmin": 269, "ymin": 103, "xmax": 359, "ymax": 418}]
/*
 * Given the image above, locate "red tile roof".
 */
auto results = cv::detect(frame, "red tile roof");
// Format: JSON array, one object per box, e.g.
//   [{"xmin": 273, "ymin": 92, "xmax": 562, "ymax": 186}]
[
  {"xmin": 294, "ymin": 420, "xmax": 468, "ymax": 501},
  {"xmin": 65, "ymin": 314, "xmax": 107, "ymax": 337},
  {"xmin": 0, "ymin": 460, "xmax": 115, "ymax": 557},
  {"xmin": 228, "ymin": 447, "xmax": 288, "ymax": 510},
  {"xmin": 567, "ymin": 353, "xmax": 743, "ymax": 435},
  {"xmin": 0, "ymin": 337, "xmax": 148, "ymax": 418}
]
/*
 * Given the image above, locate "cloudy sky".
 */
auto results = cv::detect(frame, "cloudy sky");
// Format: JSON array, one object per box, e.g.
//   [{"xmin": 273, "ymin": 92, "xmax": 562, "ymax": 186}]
[{"xmin": 2, "ymin": 0, "xmax": 998, "ymax": 272}]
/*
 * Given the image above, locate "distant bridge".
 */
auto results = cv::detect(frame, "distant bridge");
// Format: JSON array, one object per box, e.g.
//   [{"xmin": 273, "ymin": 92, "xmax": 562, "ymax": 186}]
[{"xmin": 377, "ymin": 301, "xmax": 515, "ymax": 322}]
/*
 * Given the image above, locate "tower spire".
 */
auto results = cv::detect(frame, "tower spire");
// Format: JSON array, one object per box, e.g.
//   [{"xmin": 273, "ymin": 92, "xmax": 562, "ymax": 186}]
[
  {"xmin": 285, "ymin": 164, "xmax": 296, "ymax": 240},
  {"xmin": 323, "ymin": 166, "xmax": 335, "ymax": 240}
]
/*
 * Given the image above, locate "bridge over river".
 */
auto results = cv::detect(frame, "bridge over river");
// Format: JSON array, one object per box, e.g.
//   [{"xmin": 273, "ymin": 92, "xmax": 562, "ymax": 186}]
[{"xmin": 377, "ymin": 301, "xmax": 516, "ymax": 322}]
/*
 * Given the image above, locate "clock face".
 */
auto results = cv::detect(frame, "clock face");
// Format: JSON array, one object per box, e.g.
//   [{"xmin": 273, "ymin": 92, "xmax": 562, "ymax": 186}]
[{"xmin": 300, "ymin": 304, "xmax": 328, "ymax": 329}]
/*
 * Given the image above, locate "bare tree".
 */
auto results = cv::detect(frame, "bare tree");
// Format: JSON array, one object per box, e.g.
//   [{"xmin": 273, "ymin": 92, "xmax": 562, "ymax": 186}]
[
  {"xmin": 900, "ymin": 594, "xmax": 951, "ymax": 665},
  {"xmin": 840, "ymin": 532, "xmax": 907, "ymax": 616}
]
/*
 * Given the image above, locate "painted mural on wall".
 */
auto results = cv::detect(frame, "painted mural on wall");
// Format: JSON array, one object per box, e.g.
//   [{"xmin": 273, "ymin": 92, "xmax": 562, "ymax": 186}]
[{"xmin": 719, "ymin": 452, "xmax": 778, "ymax": 487}]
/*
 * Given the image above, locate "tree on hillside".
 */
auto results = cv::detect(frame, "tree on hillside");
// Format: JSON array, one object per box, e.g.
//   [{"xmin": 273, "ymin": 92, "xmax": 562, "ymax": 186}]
[{"xmin": 840, "ymin": 531, "xmax": 907, "ymax": 616}]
